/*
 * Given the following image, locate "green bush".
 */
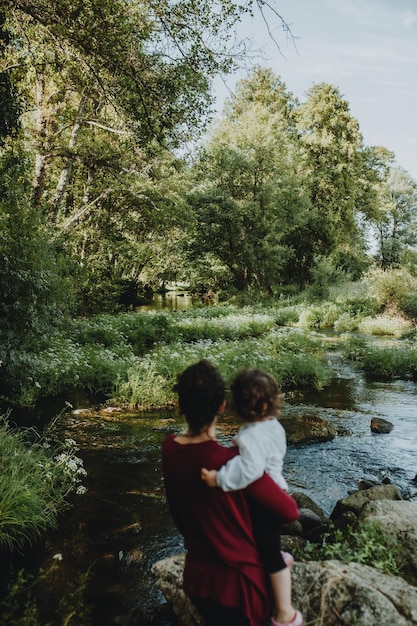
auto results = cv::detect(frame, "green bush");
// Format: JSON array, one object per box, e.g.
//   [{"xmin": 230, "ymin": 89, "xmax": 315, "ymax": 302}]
[
  {"xmin": 341, "ymin": 334, "xmax": 368, "ymax": 362},
  {"xmin": 0, "ymin": 416, "xmax": 87, "ymax": 552},
  {"xmin": 362, "ymin": 346, "xmax": 415, "ymax": 379},
  {"xmin": 116, "ymin": 329, "xmax": 331, "ymax": 408},
  {"xmin": 358, "ymin": 314, "xmax": 411, "ymax": 337},
  {"xmin": 400, "ymin": 293, "xmax": 417, "ymax": 320},
  {"xmin": 296, "ymin": 303, "xmax": 342, "ymax": 329},
  {"xmin": 275, "ymin": 307, "xmax": 300, "ymax": 326},
  {"xmin": 296, "ymin": 521, "xmax": 402, "ymax": 575},
  {"xmin": 363, "ymin": 267, "xmax": 417, "ymax": 310}
]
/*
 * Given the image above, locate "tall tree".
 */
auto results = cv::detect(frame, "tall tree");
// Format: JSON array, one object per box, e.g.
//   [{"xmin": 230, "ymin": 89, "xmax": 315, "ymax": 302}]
[
  {"xmin": 290, "ymin": 83, "xmax": 365, "ymax": 284},
  {"xmin": 373, "ymin": 166, "xmax": 417, "ymax": 268},
  {"xmin": 188, "ymin": 68, "xmax": 307, "ymax": 292},
  {"xmin": 2, "ymin": 1, "xmax": 293, "ymax": 307}
]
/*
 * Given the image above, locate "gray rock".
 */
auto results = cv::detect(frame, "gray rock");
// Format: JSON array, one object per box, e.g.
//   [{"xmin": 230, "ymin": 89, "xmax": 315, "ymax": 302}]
[
  {"xmin": 152, "ymin": 556, "xmax": 417, "ymax": 626},
  {"xmin": 360, "ymin": 500, "xmax": 417, "ymax": 581},
  {"xmin": 292, "ymin": 560, "xmax": 417, "ymax": 625},
  {"xmin": 371, "ymin": 417, "xmax": 394, "ymax": 433},
  {"xmin": 331, "ymin": 484, "xmax": 402, "ymax": 521},
  {"xmin": 151, "ymin": 555, "xmax": 203, "ymax": 626},
  {"xmin": 281, "ymin": 414, "xmax": 336, "ymax": 444}
]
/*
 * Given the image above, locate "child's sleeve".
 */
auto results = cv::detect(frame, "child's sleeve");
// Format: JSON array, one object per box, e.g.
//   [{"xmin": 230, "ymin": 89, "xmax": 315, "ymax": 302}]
[{"xmin": 216, "ymin": 429, "xmax": 266, "ymax": 491}]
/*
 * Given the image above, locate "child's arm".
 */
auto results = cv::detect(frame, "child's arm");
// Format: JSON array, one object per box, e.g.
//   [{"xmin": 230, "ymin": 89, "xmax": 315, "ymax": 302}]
[{"xmin": 201, "ymin": 467, "xmax": 218, "ymax": 487}]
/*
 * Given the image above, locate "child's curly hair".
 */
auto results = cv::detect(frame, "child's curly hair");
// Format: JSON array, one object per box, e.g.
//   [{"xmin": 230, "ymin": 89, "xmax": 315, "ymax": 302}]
[
  {"xmin": 230, "ymin": 368, "xmax": 283, "ymax": 421},
  {"xmin": 174, "ymin": 360, "xmax": 225, "ymax": 434}
]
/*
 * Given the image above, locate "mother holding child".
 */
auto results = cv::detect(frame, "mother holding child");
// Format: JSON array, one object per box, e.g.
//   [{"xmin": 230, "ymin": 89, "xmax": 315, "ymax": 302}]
[{"xmin": 161, "ymin": 359, "xmax": 303, "ymax": 626}]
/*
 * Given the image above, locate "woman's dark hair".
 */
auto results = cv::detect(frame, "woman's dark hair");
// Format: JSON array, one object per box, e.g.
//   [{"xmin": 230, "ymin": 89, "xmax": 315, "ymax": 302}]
[
  {"xmin": 230, "ymin": 368, "xmax": 283, "ymax": 421},
  {"xmin": 174, "ymin": 360, "xmax": 225, "ymax": 434}
]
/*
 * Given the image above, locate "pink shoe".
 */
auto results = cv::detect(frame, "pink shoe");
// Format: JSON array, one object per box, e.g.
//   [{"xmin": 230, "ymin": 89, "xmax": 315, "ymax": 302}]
[
  {"xmin": 271, "ymin": 610, "xmax": 303, "ymax": 626},
  {"xmin": 281, "ymin": 551, "xmax": 294, "ymax": 568}
]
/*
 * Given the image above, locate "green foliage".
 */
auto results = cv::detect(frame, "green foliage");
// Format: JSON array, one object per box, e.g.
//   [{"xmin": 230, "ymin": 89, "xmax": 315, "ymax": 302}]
[
  {"xmin": 400, "ymin": 293, "xmax": 417, "ymax": 320},
  {"xmin": 305, "ymin": 255, "xmax": 343, "ymax": 301},
  {"xmin": 362, "ymin": 346, "xmax": 416, "ymax": 380},
  {"xmin": 0, "ymin": 151, "xmax": 69, "ymax": 350},
  {"xmin": 358, "ymin": 314, "xmax": 411, "ymax": 337},
  {"xmin": 372, "ymin": 166, "xmax": 417, "ymax": 269},
  {"xmin": 0, "ymin": 567, "xmax": 44, "ymax": 626},
  {"xmin": 363, "ymin": 267, "xmax": 417, "ymax": 311},
  {"xmin": 342, "ymin": 334, "xmax": 417, "ymax": 380},
  {"xmin": 296, "ymin": 302, "xmax": 343, "ymax": 329},
  {"xmin": 275, "ymin": 307, "xmax": 300, "ymax": 326},
  {"xmin": 71, "ymin": 311, "xmax": 176, "ymax": 354},
  {"xmin": 0, "ymin": 564, "xmax": 92, "ymax": 626},
  {"xmin": 188, "ymin": 68, "xmax": 308, "ymax": 292},
  {"xmin": 341, "ymin": 334, "xmax": 368, "ymax": 362},
  {"xmin": 116, "ymin": 328, "xmax": 331, "ymax": 408},
  {"xmin": 297, "ymin": 521, "xmax": 402, "ymax": 576},
  {"xmin": 0, "ymin": 416, "xmax": 87, "ymax": 552}
]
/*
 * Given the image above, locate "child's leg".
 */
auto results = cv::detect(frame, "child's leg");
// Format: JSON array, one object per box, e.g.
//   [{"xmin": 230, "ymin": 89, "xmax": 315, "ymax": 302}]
[
  {"xmin": 269, "ymin": 567, "xmax": 296, "ymax": 623},
  {"xmin": 249, "ymin": 501, "xmax": 302, "ymax": 625}
]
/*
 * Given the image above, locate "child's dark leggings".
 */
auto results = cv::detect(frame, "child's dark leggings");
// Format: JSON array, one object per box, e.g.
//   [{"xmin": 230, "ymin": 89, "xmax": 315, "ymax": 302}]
[{"xmin": 249, "ymin": 500, "xmax": 287, "ymax": 573}]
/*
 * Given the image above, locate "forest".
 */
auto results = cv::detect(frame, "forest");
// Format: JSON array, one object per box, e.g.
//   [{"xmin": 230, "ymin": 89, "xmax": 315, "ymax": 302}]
[
  {"xmin": 2, "ymin": 1, "xmax": 417, "ymax": 354},
  {"xmin": 1, "ymin": 1, "xmax": 417, "ymax": 622}
]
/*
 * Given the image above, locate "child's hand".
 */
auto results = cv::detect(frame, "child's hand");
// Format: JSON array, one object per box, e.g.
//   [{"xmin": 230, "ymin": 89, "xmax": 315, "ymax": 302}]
[{"xmin": 201, "ymin": 467, "xmax": 218, "ymax": 487}]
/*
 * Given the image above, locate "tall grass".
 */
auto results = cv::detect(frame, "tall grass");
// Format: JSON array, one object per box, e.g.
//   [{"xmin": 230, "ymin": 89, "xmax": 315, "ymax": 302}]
[
  {"xmin": 0, "ymin": 416, "xmax": 87, "ymax": 552},
  {"xmin": 115, "ymin": 329, "xmax": 331, "ymax": 408},
  {"xmin": 6, "ymin": 282, "xmax": 417, "ymax": 408}
]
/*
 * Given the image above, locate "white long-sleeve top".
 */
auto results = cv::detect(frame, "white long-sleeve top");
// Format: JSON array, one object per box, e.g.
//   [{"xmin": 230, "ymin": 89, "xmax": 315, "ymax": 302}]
[{"xmin": 216, "ymin": 417, "xmax": 288, "ymax": 492}]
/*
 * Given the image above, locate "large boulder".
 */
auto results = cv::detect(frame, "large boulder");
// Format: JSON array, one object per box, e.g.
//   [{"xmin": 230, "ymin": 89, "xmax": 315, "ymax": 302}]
[
  {"xmin": 331, "ymin": 484, "xmax": 402, "ymax": 523},
  {"xmin": 152, "ymin": 556, "xmax": 417, "ymax": 626},
  {"xmin": 360, "ymin": 500, "xmax": 417, "ymax": 582},
  {"xmin": 151, "ymin": 555, "xmax": 203, "ymax": 626},
  {"xmin": 281, "ymin": 414, "xmax": 336, "ymax": 444},
  {"xmin": 292, "ymin": 560, "xmax": 417, "ymax": 625}
]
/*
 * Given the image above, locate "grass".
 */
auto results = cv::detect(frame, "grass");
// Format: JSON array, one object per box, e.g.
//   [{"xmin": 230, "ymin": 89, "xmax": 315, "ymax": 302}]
[
  {"xmin": 115, "ymin": 329, "xmax": 331, "ymax": 408},
  {"xmin": 4, "ymin": 276, "xmax": 417, "ymax": 408},
  {"xmin": 0, "ymin": 415, "xmax": 87, "ymax": 552},
  {"xmin": 296, "ymin": 521, "xmax": 403, "ymax": 576}
]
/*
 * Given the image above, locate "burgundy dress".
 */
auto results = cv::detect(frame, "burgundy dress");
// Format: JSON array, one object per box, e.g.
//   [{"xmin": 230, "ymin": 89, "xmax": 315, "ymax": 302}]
[{"xmin": 161, "ymin": 435, "xmax": 299, "ymax": 626}]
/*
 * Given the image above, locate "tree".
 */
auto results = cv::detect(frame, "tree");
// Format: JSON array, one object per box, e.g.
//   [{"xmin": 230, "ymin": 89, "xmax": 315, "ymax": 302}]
[
  {"xmin": 2, "ymin": 1, "xmax": 293, "ymax": 308},
  {"xmin": 290, "ymin": 83, "xmax": 365, "ymax": 284},
  {"xmin": 373, "ymin": 166, "xmax": 417, "ymax": 268},
  {"xmin": 0, "ymin": 9, "xmax": 21, "ymax": 141},
  {"xmin": 188, "ymin": 68, "xmax": 308, "ymax": 293}
]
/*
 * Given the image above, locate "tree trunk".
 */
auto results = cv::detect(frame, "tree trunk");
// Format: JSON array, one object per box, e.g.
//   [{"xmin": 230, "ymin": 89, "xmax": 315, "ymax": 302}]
[
  {"xmin": 49, "ymin": 92, "xmax": 88, "ymax": 224},
  {"xmin": 32, "ymin": 66, "xmax": 47, "ymax": 208}
]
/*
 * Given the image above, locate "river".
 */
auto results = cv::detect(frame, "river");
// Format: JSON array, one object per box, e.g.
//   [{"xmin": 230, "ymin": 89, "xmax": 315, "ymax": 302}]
[{"xmin": 29, "ymin": 353, "xmax": 416, "ymax": 625}]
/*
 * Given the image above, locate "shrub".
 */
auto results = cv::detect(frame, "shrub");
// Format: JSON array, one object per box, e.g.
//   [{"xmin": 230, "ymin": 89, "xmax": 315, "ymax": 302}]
[
  {"xmin": 275, "ymin": 307, "xmax": 300, "ymax": 326},
  {"xmin": 362, "ymin": 346, "xmax": 414, "ymax": 379},
  {"xmin": 400, "ymin": 293, "xmax": 417, "ymax": 320},
  {"xmin": 296, "ymin": 303, "xmax": 342, "ymax": 329},
  {"xmin": 341, "ymin": 335, "xmax": 368, "ymax": 362},
  {"xmin": 296, "ymin": 521, "xmax": 402, "ymax": 576},
  {"xmin": 334, "ymin": 313, "xmax": 360, "ymax": 333},
  {"xmin": 0, "ymin": 416, "xmax": 87, "ymax": 552},
  {"xmin": 363, "ymin": 267, "xmax": 417, "ymax": 311},
  {"xmin": 358, "ymin": 314, "xmax": 411, "ymax": 337},
  {"xmin": 116, "ymin": 330, "xmax": 332, "ymax": 408}
]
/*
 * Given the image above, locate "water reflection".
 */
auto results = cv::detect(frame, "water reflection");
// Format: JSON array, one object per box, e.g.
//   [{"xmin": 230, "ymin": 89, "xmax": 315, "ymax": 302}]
[{"xmin": 136, "ymin": 291, "xmax": 197, "ymax": 312}]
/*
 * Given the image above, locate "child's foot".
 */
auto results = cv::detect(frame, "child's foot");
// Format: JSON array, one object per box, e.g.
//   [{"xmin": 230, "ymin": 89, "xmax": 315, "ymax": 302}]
[{"xmin": 271, "ymin": 609, "xmax": 303, "ymax": 626}]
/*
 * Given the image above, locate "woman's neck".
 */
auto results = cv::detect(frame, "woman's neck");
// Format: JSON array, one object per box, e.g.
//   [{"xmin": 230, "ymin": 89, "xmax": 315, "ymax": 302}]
[{"xmin": 175, "ymin": 420, "xmax": 217, "ymax": 444}]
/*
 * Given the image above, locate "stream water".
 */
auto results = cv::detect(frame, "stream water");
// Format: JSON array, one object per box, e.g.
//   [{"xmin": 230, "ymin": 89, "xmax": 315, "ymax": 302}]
[{"xmin": 26, "ymin": 354, "xmax": 416, "ymax": 626}]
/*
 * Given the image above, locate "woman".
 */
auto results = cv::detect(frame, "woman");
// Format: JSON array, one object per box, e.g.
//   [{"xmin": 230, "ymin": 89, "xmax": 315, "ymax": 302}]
[{"xmin": 161, "ymin": 360, "xmax": 300, "ymax": 626}]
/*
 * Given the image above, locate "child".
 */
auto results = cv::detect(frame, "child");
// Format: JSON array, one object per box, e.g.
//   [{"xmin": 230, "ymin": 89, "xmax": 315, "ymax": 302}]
[{"xmin": 201, "ymin": 368, "xmax": 302, "ymax": 626}]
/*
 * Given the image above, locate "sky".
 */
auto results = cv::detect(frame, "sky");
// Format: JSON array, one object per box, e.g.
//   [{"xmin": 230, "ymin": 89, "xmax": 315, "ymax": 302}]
[{"xmin": 212, "ymin": 0, "xmax": 417, "ymax": 181}]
